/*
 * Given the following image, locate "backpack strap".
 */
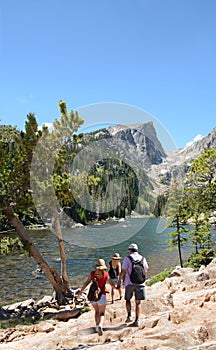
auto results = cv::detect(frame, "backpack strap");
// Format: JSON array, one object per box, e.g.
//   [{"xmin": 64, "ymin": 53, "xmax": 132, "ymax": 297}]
[
  {"xmin": 128, "ymin": 255, "xmax": 144, "ymax": 265},
  {"xmin": 97, "ymin": 274, "xmax": 108, "ymax": 293}
]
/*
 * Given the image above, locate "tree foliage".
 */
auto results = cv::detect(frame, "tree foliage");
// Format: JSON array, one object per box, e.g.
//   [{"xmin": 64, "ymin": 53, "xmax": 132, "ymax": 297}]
[
  {"xmin": 0, "ymin": 102, "xmax": 84, "ymax": 304},
  {"xmin": 185, "ymin": 148, "xmax": 216, "ymax": 214},
  {"xmin": 166, "ymin": 148, "xmax": 216, "ymax": 268},
  {"xmin": 0, "ymin": 236, "xmax": 24, "ymax": 255},
  {"xmin": 164, "ymin": 180, "xmax": 188, "ymax": 267},
  {"xmin": 63, "ymin": 158, "xmax": 140, "ymax": 223},
  {"xmin": 0, "ymin": 115, "xmax": 43, "ymax": 217}
]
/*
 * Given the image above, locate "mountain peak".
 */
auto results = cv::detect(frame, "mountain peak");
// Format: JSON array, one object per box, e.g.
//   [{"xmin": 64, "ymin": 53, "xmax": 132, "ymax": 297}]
[{"xmin": 175, "ymin": 126, "xmax": 216, "ymax": 159}]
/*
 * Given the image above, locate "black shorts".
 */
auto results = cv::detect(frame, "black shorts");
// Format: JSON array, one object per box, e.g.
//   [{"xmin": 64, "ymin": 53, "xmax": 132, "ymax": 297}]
[{"xmin": 125, "ymin": 284, "xmax": 146, "ymax": 301}]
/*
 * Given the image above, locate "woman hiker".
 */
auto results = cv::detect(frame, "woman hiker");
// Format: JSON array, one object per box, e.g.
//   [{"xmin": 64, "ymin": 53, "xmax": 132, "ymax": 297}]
[
  {"xmin": 78, "ymin": 258, "xmax": 114, "ymax": 336},
  {"xmin": 107, "ymin": 252, "xmax": 122, "ymax": 303}
]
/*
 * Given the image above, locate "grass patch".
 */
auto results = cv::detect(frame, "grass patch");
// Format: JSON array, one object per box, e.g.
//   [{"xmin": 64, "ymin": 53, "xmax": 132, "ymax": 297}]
[
  {"xmin": 80, "ymin": 305, "xmax": 91, "ymax": 314},
  {"xmin": 0, "ymin": 317, "xmax": 40, "ymax": 329},
  {"xmin": 147, "ymin": 267, "xmax": 175, "ymax": 286}
]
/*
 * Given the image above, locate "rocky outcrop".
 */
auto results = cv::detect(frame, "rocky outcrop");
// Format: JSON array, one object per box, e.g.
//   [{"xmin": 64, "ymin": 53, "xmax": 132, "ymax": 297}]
[
  {"xmin": 85, "ymin": 122, "xmax": 166, "ymax": 170},
  {"xmin": 0, "ymin": 290, "xmax": 87, "ymax": 324},
  {"xmin": 1, "ymin": 259, "xmax": 216, "ymax": 349},
  {"xmin": 108, "ymin": 122, "xmax": 167, "ymax": 167}
]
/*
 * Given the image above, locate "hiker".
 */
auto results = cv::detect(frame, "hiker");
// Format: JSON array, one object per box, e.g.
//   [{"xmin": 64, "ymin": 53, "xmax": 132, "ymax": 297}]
[
  {"xmin": 78, "ymin": 258, "xmax": 114, "ymax": 336},
  {"xmin": 117, "ymin": 243, "xmax": 148, "ymax": 327},
  {"xmin": 107, "ymin": 252, "xmax": 122, "ymax": 303}
]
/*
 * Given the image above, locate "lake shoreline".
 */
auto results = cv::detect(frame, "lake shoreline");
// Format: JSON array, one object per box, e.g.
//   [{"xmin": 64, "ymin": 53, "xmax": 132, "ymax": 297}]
[
  {"xmin": 1, "ymin": 212, "xmax": 215, "ymax": 235},
  {"xmin": 0, "ymin": 213, "xmax": 152, "ymax": 234}
]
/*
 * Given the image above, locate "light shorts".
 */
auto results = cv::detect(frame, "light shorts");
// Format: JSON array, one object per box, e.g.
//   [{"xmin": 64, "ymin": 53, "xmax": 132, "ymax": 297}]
[
  {"xmin": 91, "ymin": 293, "xmax": 107, "ymax": 305},
  {"xmin": 125, "ymin": 284, "xmax": 146, "ymax": 301},
  {"xmin": 110, "ymin": 277, "xmax": 119, "ymax": 285}
]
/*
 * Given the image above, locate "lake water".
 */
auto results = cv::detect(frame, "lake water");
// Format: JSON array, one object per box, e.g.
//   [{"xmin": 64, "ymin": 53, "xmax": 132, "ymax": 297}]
[{"xmin": 0, "ymin": 217, "xmax": 215, "ymax": 305}]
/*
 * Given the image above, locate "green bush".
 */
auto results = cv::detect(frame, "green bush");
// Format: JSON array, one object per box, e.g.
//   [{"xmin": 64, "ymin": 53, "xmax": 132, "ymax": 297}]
[
  {"xmin": 147, "ymin": 267, "xmax": 175, "ymax": 286},
  {"xmin": 0, "ymin": 237, "xmax": 24, "ymax": 255},
  {"xmin": 80, "ymin": 305, "xmax": 91, "ymax": 314},
  {"xmin": 186, "ymin": 249, "xmax": 216, "ymax": 270}
]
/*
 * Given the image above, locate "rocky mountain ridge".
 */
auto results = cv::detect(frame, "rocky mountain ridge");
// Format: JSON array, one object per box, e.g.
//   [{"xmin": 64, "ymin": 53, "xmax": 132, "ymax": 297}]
[
  {"xmin": 84, "ymin": 121, "xmax": 166, "ymax": 172},
  {"xmin": 148, "ymin": 126, "xmax": 216, "ymax": 193},
  {"xmin": 88, "ymin": 123, "xmax": 216, "ymax": 196}
]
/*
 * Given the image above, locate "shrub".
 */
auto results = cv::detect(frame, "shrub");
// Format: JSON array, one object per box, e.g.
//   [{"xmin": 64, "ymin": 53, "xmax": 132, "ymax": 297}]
[
  {"xmin": 186, "ymin": 249, "xmax": 216, "ymax": 270},
  {"xmin": 147, "ymin": 267, "xmax": 175, "ymax": 286}
]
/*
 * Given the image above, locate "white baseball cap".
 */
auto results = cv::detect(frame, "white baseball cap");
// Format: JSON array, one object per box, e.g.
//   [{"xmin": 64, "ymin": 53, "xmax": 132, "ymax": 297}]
[{"xmin": 128, "ymin": 243, "xmax": 138, "ymax": 251}]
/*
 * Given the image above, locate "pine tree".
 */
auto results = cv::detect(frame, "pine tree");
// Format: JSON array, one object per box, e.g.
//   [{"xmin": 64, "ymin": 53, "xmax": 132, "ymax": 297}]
[
  {"xmin": 0, "ymin": 102, "xmax": 84, "ymax": 305},
  {"xmin": 165, "ymin": 180, "xmax": 188, "ymax": 267},
  {"xmin": 184, "ymin": 148, "xmax": 216, "ymax": 255}
]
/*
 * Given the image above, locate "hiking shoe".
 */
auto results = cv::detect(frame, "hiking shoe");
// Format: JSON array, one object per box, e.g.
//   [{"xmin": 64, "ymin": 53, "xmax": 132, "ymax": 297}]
[
  {"xmin": 95, "ymin": 325, "xmax": 99, "ymax": 333},
  {"xmin": 132, "ymin": 320, "xmax": 140, "ymax": 327},
  {"xmin": 98, "ymin": 326, "xmax": 103, "ymax": 336},
  {"xmin": 125, "ymin": 316, "xmax": 133, "ymax": 323}
]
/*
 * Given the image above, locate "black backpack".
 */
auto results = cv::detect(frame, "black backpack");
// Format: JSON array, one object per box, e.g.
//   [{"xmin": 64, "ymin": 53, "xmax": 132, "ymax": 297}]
[
  {"xmin": 87, "ymin": 278, "xmax": 102, "ymax": 302},
  {"xmin": 128, "ymin": 256, "xmax": 146, "ymax": 284}
]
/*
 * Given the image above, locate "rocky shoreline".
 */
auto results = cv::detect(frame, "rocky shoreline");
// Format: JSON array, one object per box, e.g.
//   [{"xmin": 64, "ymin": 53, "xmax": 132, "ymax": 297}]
[
  {"xmin": 1, "ymin": 259, "xmax": 216, "ymax": 349},
  {"xmin": 0, "ymin": 290, "xmax": 87, "ymax": 325}
]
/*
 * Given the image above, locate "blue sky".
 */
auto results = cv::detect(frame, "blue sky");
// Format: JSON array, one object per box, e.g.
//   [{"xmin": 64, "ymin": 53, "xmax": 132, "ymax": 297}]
[{"xmin": 0, "ymin": 0, "xmax": 216, "ymax": 150}]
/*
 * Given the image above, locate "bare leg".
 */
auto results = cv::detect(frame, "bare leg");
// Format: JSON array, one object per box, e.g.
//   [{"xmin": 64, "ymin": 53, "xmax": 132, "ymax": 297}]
[
  {"xmin": 124, "ymin": 299, "xmax": 132, "ymax": 322},
  {"xmin": 92, "ymin": 304, "xmax": 100, "ymax": 327},
  {"xmin": 111, "ymin": 287, "xmax": 114, "ymax": 303},
  {"xmin": 98, "ymin": 304, "xmax": 106, "ymax": 336},
  {"xmin": 135, "ymin": 300, "xmax": 141, "ymax": 320},
  {"xmin": 126, "ymin": 300, "xmax": 131, "ymax": 314}
]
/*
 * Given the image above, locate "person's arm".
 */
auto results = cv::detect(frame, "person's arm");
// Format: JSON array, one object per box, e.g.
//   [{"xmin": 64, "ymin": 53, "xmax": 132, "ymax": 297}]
[
  {"xmin": 78, "ymin": 275, "xmax": 92, "ymax": 296},
  {"xmin": 143, "ymin": 257, "xmax": 148, "ymax": 274},
  {"xmin": 107, "ymin": 271, "xmax": 116, "ymax": 288},
  {"xmin": 118, "ymin": 261, "xmax": 122, "ymax": 274},
  {"xmin": 117, "ymin": 268, "xmax": 126, "ymax": 288}
]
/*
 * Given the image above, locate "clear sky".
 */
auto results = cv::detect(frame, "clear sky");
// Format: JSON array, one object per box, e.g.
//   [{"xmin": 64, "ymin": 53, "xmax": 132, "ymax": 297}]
[{"xmin": 0, "ymin": 0, "xmax": 216, "ymax": 150}]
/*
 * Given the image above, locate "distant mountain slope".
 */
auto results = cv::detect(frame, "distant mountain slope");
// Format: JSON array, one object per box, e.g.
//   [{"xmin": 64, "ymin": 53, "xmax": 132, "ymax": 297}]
[
  {"xmin": 148, "ymin": 126, "xmax": 216, "ymax": 192},
  {"xmin": 83, "ymin": 123, "xmax": 216, "ymax": 198},
  {"xmin": 172, "ymin": 127, "xmax": 216, "ymax": 159},
  {"xmin": 85, "ymin": 121, "xmax": 167, "ymax": 170}
]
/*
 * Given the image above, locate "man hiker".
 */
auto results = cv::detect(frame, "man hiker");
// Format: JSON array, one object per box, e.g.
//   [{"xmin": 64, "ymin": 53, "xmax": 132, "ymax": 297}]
[{"xmin": 117, "ymin": 243, "xmax": 148, "ymax": 327}]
